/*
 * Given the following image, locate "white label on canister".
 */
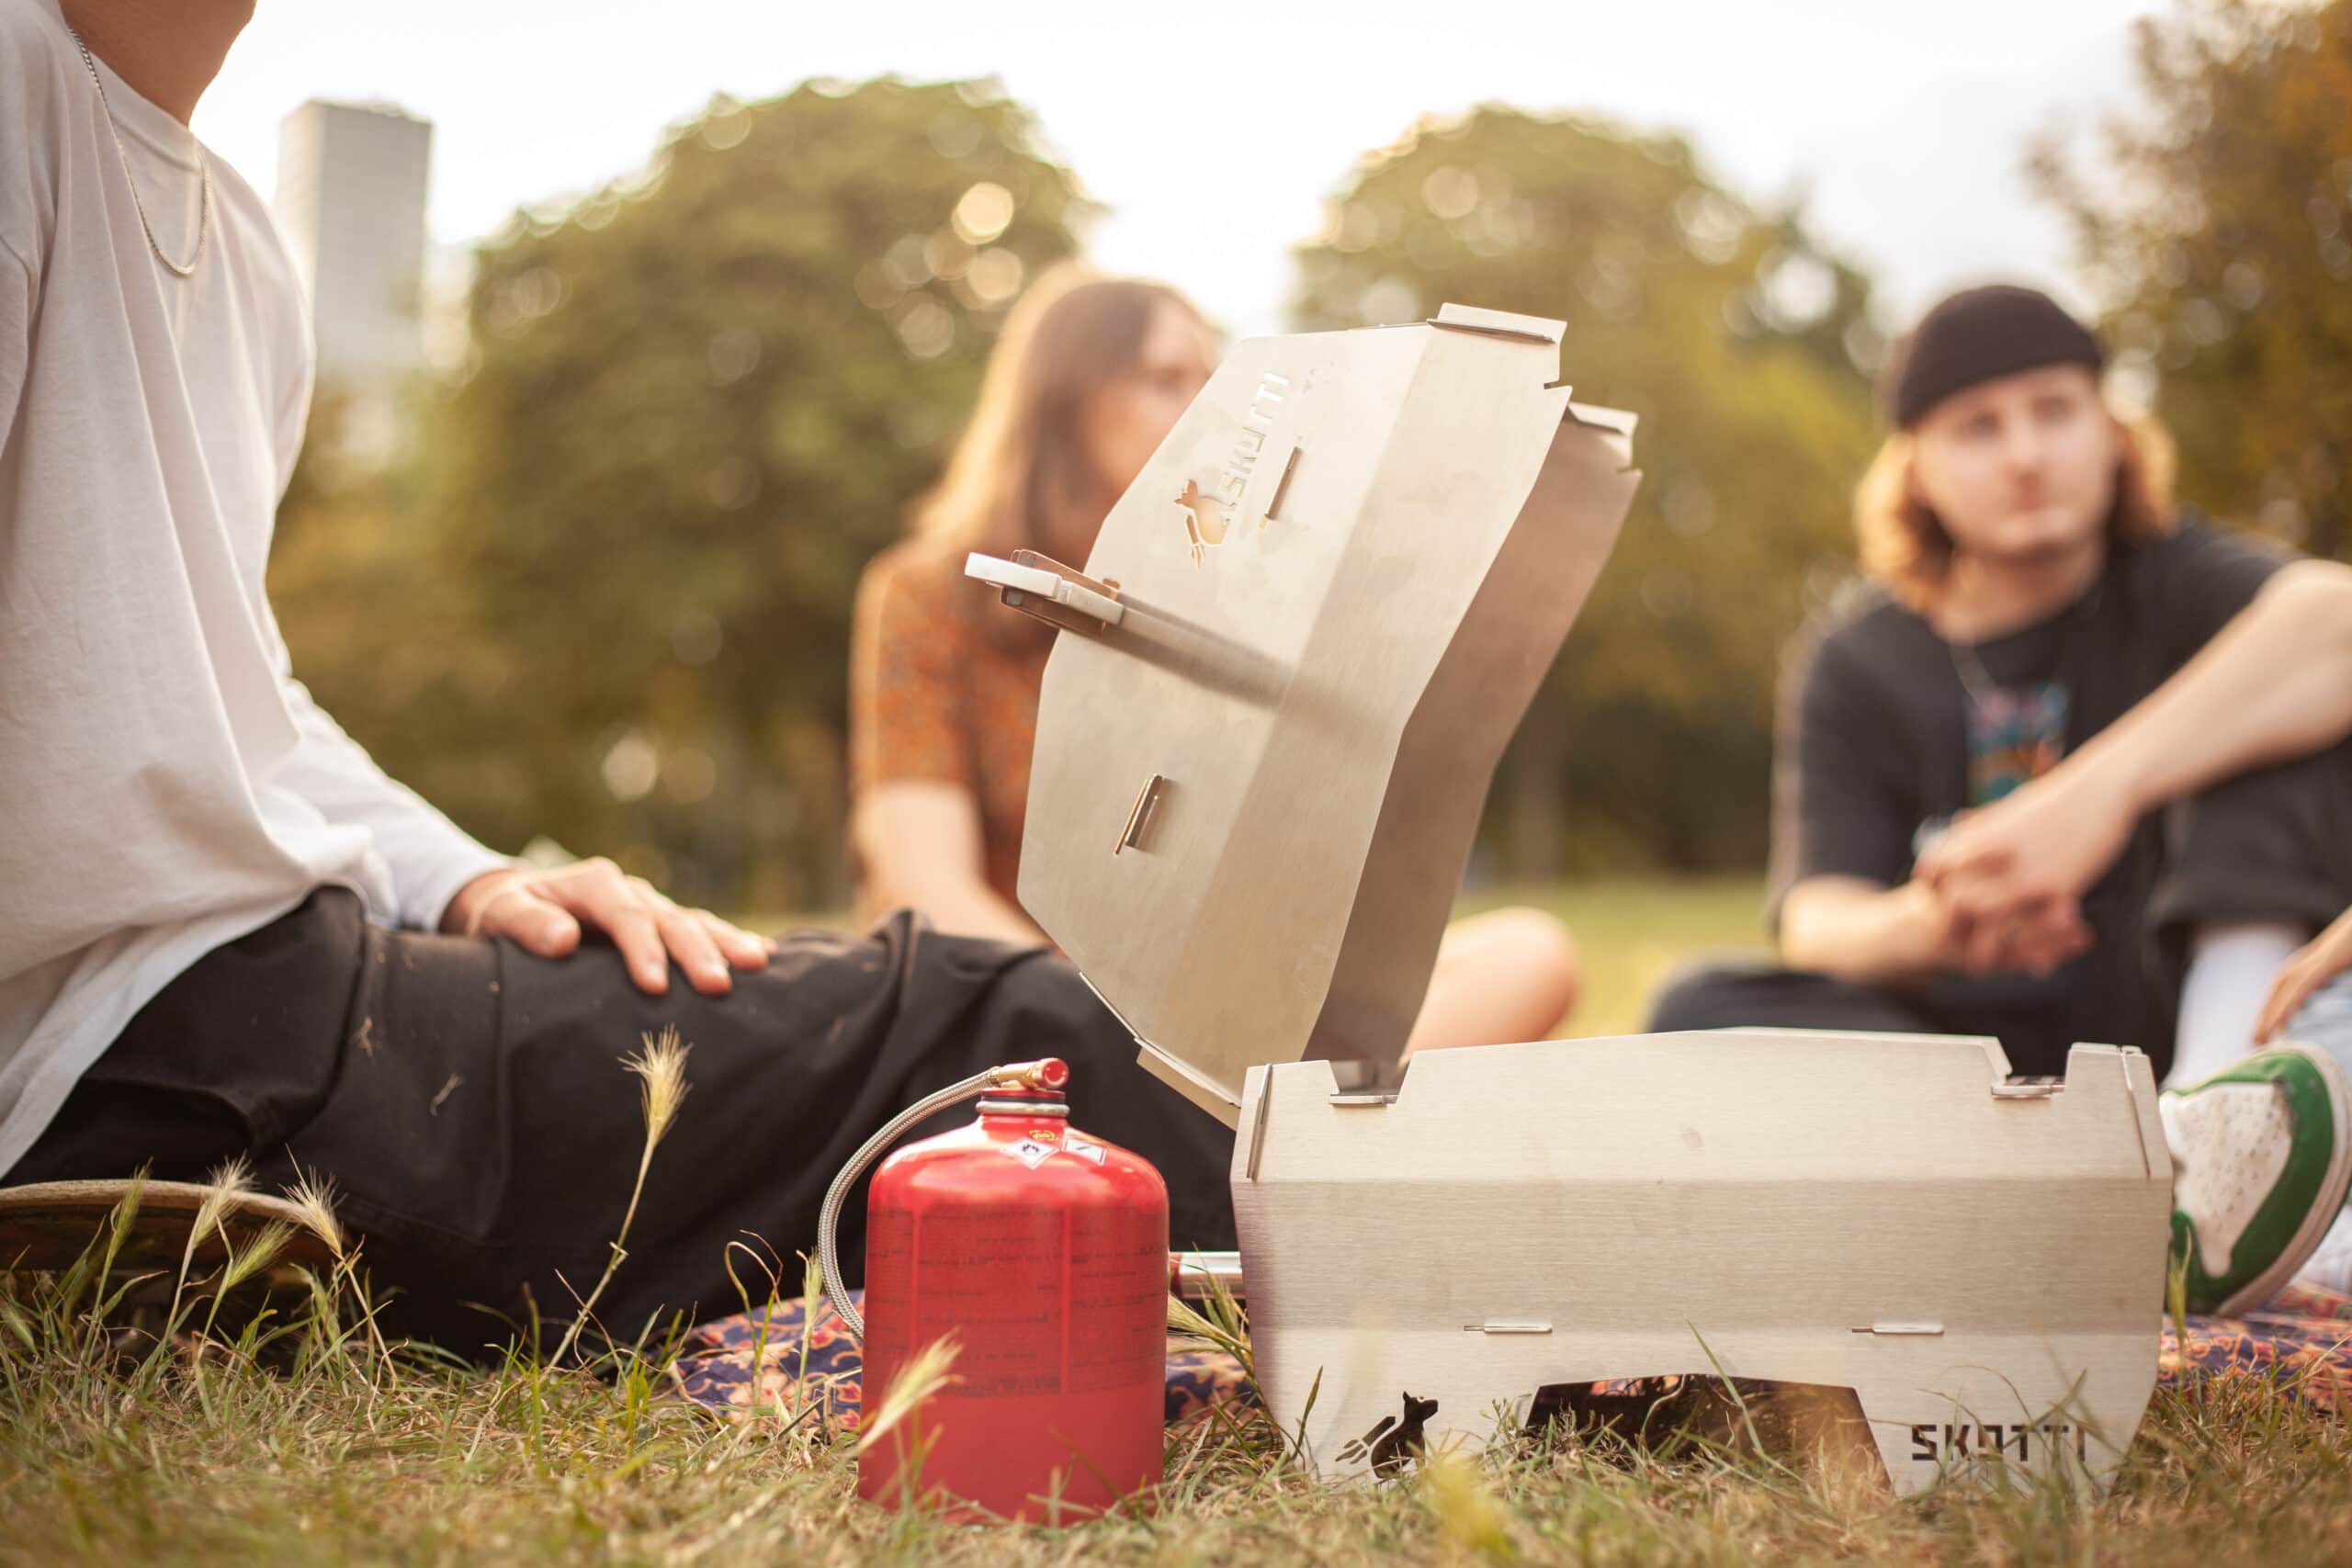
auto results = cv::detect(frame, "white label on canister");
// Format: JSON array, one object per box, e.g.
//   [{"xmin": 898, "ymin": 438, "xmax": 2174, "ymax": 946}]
[
  {"xmin": 1062, "ymin": 1133, "xmax": 1108, "ymax": 1166},
  {"xmin": 1007, "ymin": 1138, "xmax": 1056, "ymax": 1168}
]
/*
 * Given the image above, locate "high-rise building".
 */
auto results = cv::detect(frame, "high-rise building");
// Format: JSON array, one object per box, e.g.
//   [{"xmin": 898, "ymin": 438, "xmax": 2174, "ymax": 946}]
[{"xmin": 273, "ymin": 100, "xmax": 433, "ymax": 389}]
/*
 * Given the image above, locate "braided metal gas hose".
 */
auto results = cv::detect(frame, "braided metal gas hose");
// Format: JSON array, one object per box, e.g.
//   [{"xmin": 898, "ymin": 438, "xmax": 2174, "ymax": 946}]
[{"xmin": 816, "ymin": 1057, "xmax": 1070, "ymax": 1341}]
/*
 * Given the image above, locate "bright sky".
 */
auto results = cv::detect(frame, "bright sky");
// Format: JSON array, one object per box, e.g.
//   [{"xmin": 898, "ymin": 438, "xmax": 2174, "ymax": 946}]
[{"xmin": 196, "ymin": 0, "xmax": 2158, "ymax": 340}]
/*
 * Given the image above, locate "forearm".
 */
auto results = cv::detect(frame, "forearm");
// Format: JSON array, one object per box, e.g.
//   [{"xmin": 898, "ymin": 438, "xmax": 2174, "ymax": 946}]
[
  {"xmin": 2066, "ymin": 562, "xmax": 2352, "ymax": 815},
  {"xmin": 865, "ymin": 865, "xmax": 1047, "ymax": 947},
  {"xmin": 1780, "ymin": 877, "xmax": 1951, "ymax": 987},
  {"xmin": 851, "ymin": 782, "xmax": 1048, "ymax": 947}
]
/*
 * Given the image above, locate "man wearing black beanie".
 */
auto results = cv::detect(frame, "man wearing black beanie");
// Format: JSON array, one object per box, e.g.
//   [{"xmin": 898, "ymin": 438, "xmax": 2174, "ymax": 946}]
[
  {"xmin": 1883, "ymin": 284, "xmax": 2107, "ymax": 431},
  {"xmin": 1646, "ymin": 282, "xmax": 2352, "ymax": 1314}
]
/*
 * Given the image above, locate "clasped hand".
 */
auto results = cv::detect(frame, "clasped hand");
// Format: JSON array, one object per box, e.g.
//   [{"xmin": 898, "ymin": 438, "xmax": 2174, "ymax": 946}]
[
  {"xmin": 1917, "ymin": 770, "xmax": 2352, "ymax": 1039},
  {"xmin": 1918, "ymin": 865, "xmax": 2093, "ymax": 979}
]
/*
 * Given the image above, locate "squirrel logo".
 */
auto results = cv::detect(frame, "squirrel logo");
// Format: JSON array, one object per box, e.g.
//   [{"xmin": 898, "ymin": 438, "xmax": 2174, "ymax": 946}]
[
  {"xmin": 1336, "ymin": 1391, "xmax": 1440, "ymax": 1478},
  {"xmin": 1173, "ymin": 370, "xmax": 1292, "ymax": 566},
  {"xmin": 1174, "ymin": 479, "xmax": 1230, "ymax": 566}
]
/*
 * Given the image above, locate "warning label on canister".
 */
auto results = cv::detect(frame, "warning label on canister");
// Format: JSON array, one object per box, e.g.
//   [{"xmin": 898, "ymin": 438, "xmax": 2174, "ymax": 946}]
[{"xmin": 863, "ymin": 1201, "xmax": 1168, "ymax": 1398}]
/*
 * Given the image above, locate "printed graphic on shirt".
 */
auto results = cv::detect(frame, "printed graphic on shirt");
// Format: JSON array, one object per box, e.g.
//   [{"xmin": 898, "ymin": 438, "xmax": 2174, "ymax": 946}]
[{"xmin": 1964, "ymin": 681, "xmax": 2069, "ymax": 807}]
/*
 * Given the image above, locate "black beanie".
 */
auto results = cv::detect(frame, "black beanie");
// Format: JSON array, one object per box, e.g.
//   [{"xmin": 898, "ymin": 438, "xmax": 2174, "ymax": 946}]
[{"xmin": 1883, "ymin": 285, "xmax": 2105, "ymax": 428}]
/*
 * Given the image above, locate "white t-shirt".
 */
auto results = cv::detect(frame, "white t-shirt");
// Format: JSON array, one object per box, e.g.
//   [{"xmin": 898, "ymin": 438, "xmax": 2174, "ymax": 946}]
[{"xmin": 0, "ymin": 0, "xmax": 511, "ymax": 1172}]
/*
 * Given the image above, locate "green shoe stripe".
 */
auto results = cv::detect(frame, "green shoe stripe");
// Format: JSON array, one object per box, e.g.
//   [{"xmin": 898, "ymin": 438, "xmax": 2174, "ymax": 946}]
[
  {"xmin": 2170, "ymin": 1053, "xmax": 2341, "ymax": 1305},
  {"xmin": 2227, "ymin": 1060, "xmax": 2341, "ymax": 1286}
]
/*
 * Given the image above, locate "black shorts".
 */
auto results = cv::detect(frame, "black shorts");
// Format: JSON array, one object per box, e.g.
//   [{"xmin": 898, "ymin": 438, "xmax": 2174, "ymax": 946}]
[
  {"xmin": 5, "ymin": 891, "xmax": 1236, "ymax": 1351},
  {"xmin": 2150, "ymin": 735, "xmax": 2352, "ymax": 970}
]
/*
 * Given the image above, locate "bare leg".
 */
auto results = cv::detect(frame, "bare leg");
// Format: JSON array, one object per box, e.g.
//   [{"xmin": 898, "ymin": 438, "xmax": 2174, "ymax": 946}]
[{"xmin": 1403, "ymin": 907, "xmax": 1580, "ymax": 1056}]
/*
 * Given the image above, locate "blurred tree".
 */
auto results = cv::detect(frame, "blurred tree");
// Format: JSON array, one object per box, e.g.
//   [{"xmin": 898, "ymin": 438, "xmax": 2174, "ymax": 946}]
[
  {"xmin": 1293, "ymin": 107, "xmax": 1881, "ymax": 877},
  {"xmin": 2032, "ymin": 0, "xmax": 2352, "ymax": 557},
  {"xmin": 277, "ymin": 78, "xmax": 1090, "ymax": 912},
  {"xmin": 272, "ymin": 384, "xmax": 528, "ymax": 852}
]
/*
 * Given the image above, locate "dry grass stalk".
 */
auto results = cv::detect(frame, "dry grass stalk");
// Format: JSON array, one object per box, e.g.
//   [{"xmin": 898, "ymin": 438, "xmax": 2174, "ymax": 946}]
[
  {"xmin": 549, "ymin": 1028, "xmax": 692, "ymax": 1365},
  {"xmin": 163, "ymin": 1155, "xmax": 254, "ymax": 1334}
]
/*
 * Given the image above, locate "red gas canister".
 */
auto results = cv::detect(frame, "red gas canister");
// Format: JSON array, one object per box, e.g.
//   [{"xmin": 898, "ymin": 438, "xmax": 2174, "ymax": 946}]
[{"xmin": 818, "ymin": 1058, "xmax": 1170, "ymax": 1523}]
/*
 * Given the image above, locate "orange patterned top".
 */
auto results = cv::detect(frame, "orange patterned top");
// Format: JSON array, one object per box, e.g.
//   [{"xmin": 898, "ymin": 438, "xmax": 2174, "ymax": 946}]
[{"xmin": 848, "ymin": 539, "xmax": 1054, "ymax": 911}]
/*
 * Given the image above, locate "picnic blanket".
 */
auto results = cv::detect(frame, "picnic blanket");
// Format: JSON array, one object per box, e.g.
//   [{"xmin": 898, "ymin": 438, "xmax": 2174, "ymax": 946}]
[{"xmin": 670, "ymin": 1281, "xmax": 2352, "ymax": 1429}]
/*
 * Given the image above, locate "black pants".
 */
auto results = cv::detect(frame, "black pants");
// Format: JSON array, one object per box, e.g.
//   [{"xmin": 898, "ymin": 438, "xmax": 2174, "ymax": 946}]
[
  {"xmin": 1645, "ymin": 963, "xmax": 2097, "ymax": 1076},
  {"xmin": 1650, "ymin": 738, "xmax": 2352, "ymax": 1083},
  {"xmin": 5, "ymin": 892, "xmax": 1236, "ymax": 1352}
]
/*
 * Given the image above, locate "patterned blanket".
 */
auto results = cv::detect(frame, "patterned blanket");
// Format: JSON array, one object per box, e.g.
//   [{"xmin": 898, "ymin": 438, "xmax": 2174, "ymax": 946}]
[{"xmin": 671, "ymin": 1281, "xmax": 2352, "ymax": 1430}]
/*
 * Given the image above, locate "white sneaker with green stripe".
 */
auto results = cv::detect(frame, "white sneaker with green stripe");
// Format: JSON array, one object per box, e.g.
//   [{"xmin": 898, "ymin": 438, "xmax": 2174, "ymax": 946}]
[{"xmin": 2161, "ymin": 1042, "xmax": 2352, "ymax": 1317}]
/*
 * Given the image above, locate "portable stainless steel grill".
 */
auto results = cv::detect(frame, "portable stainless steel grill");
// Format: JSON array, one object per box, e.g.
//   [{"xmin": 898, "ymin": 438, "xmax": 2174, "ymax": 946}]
[{"xmin": 965, "ymin": 303, "xmax": 2170, "ymax": 1495}]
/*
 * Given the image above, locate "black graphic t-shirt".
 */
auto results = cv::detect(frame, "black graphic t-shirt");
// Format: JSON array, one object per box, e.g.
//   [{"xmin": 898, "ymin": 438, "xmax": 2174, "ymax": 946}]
[
  {"xmin": 1768, "ymin": 515, "xmax": 2291, "ymax": 1076},
  {"xmin": 1962, "ymin": 680, "xmax": 2070, "ymax": 807},
  {"xmin": 1905, "ymin": 604, "xmax": 2090, "ymax": 861}
]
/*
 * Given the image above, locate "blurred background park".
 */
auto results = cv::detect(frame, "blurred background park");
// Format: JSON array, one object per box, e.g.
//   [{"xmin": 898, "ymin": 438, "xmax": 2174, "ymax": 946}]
[{"xmin": 213, "ymin": 0, "xmax": 2349, "ymax": 1025}]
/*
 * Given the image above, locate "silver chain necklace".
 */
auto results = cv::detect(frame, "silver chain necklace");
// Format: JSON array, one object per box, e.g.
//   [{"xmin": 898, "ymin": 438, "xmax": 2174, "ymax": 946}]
[
  {"xmin": 65, "ymin": 23, "xmax": 211, "ymax": 277},
  {"xmin": 1945, "ymin": 577, "xmax": 2104, "ymax": 711}
]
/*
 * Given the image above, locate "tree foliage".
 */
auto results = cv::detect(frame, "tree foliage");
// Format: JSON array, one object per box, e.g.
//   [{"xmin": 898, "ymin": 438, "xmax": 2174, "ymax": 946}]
[
  {"xmin": 274, "ymin": 78, "xmax": 1088, "ymax": 910},
  {"xmin": 2033, "ymin": 0, "xmax": 2352, "ymax": 557},
  {"xmin": 288, "ymin": 46, "xmax": 2352, "ymax": 898},
  {"xmin": 1292, "ymin": 107, "xmax": 1882, "ymax": 874}
]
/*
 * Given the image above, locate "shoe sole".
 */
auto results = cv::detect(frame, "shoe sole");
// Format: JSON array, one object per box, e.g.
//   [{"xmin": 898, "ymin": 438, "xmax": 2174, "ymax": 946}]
[{"xmin": 2212, "ymin": 1040, "xmax": 2352, "ymax": 1317}]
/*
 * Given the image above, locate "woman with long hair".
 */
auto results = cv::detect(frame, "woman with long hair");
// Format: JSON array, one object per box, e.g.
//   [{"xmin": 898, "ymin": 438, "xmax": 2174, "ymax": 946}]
[{"xmin": 849, "ymin": 265, "xmax": 1581, "ymax": 1054}]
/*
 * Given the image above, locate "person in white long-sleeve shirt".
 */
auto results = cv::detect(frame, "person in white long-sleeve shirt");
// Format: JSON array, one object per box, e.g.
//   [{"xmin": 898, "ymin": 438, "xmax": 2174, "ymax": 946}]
[{"xmin": 0, "ymin": 0, "xmax": 1236, "ymax": 1348}]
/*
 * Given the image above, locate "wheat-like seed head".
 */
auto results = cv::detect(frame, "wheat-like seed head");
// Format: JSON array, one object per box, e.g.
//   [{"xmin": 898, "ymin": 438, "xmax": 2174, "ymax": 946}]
[
  {"xmin": 855, "ymin": 1334, "xmax": 963, "ymax": 1455},
  {"xmin": 1166, "ymin": 1292, "xmax": 1229, "ymax": 1349},
  {"xmin": 798, "ymin": 1249, "xmax": 824, "ymax": 1312},
  {"xmin": 281, "ymin": 1166, "xmax": 348, "ymax": 1260},
  {"xmin": 623, "ymin": 1026, "xmax": 692, "ymax": 1147},
  {"xmin": 217, "ymin": 1220, "xmax": 297, "ymax": 1294},
  {"xmin": 191, "ymin": 1155, "xmax": 255, "ymax": 1248}
]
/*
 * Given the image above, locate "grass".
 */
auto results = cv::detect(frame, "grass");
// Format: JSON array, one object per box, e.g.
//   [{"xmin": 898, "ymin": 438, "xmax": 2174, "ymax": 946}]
[
  {"xmin": 6, "ymin": 878, "xmax": 2350, "ymax": 1565},
  {"xmin": 6, "ymin": 1274, "xmax": 2350, "ymax": 1565}
]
